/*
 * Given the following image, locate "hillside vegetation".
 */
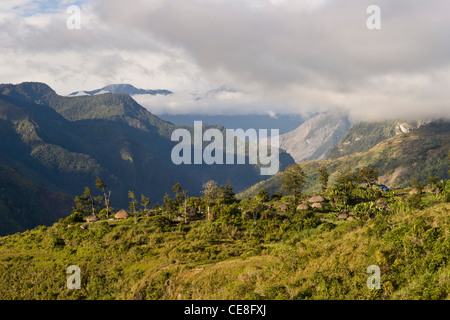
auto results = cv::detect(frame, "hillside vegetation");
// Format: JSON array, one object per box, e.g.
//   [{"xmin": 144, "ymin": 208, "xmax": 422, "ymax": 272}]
[
  {"xmin": 0, "ymin": 173, "xmax": 449, "ymax": 299},
  {"xmin": 327, "ymin": 120, "xmax": 422, "ymax": 159},
  {"xmin": 0, "ymin": 82, "xmax": 294, "ymax": 234},
  {"xmin": 238, "ymin": 120, "xmax": 450, "ymax": 199}
]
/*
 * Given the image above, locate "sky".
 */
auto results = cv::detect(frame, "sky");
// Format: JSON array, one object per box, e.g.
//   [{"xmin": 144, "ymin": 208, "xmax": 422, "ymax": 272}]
[{"xmin": 1, "ymin": 0, "xmax": 450, "ymax": 121}]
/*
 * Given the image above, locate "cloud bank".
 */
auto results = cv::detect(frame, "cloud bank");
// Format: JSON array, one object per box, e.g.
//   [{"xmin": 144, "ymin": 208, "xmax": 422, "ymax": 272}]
[{"xmin": 1, "ymin": 0, "xmax": 450, "ymax": 121}]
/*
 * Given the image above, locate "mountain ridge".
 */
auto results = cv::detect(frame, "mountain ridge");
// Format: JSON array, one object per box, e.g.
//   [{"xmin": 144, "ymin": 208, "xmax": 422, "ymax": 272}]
[
  {"xmin": 68, "ymin": 83, "xmax": 173, "ymax": 97},
  {"xmin": 238, "ymin": 120, "xmax": 450, "ymax": 199},
  {"xmin": 265, "ymin": 111, "xmax": 351, "ymax": 163},
  {"xmin": 327, "ymin": 120, "xmax": 425, "ymax": 159},
  {"xmin": 0, "ymin": 82, "xmax": 295, "ymax": 234}
]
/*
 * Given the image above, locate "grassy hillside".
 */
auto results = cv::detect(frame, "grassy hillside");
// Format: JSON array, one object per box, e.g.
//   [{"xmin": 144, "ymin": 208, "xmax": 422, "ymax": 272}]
[
  {"xmin": 238, "ymin": 120, "xmax": 450, "ymax": 199},
  {"xmin": 327, "ymin": 120, "xmax": 422, "ymax": 159},
  {"xmin": 0, "ymin": 186, "xmax": 448, "ymax": 300}
]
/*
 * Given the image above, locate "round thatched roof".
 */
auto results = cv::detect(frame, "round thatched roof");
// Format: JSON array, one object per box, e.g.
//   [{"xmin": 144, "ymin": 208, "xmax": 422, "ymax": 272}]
[
  {"xmin": 296, "ymin": 203, "xmax": 310, "ymax": 211},
  {"xmin": 86, "ymin": 214, "xmax": 99, "ymax": 223},
  {"xmin": 115, "ymin": 209, "xmax": 130, "ymax": 219},
  {"xmin": 338, "ymin": 212, "xmax": 349, "ymax": 219},
  {"xmin": 311, "ymin": 202, "xmax": 324, "ymax": 209},
  {"xmin": 308, "ymin": 195, "xmax": 325, "ymax": 203},
  {"xmin": 273, "ymin": 202, "xmax": 289, "ymax": 211}
]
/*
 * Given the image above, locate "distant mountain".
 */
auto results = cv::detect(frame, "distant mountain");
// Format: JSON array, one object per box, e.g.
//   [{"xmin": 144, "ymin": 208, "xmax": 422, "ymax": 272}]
[
  {"xmin": 270, "ymin": 111, "xmax": 351, "ymax": 163},
  {"xmin": 0, "ymin": 82, "xmax": 294, "ymax": 234},
  {"xmin": 327, "ymin": 120, "xmax": 425, "ymax": 159},
  {"xmin": 68, "ymin": 84, "xmax": 172, "ymax": 97},
  {"xmin": 238, "ymin": 120, "xmax": 450, "ymax": 199},
  {"xmin": 158, "ymin": 113, "xmax": 307, "ymax": 135}
]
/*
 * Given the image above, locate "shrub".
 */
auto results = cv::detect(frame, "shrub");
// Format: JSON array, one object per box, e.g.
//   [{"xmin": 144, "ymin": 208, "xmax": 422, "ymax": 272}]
[
  {"xmin": 408, "ymin": 194, "xmax": 423, "ymax": 210},
  {"xmin": 62, "ymin": 211, "xmax": 85, "ymax": 224},
  {"xmin": 352, "ymin": 202, "xmax": 388, "ymax": 219},
  {"xmin": 318, "ymin": 222, "xmax": 336, "ymax": 232},
  {"xmin": 97, "ymin": 208, "xmax": 110, "ymax": 219},
  {"xmin": 221, "ymin": 203, "xmax": 241, "ymax": 217},
  {"xmin": 370, "ymin": 215, "xmax": 392, "ymax": 238}
]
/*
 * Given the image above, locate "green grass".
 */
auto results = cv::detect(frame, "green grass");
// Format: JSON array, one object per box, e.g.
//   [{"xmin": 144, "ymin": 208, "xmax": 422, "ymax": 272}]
[{"xmin": 0, "ymin": 189, "xmax": 449, "ymax": 300}]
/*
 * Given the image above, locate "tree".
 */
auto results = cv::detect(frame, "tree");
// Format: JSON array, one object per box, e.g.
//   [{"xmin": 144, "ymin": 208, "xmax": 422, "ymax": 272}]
[
  {"xmin": 247, "ymin": 197, "xmax": 264, "ymax": 225},
  {"xmin": 95, "ymin": 177, "xmax": 111, "ymax": 218},
  {"xmin": 256, "ymin": 189, "xmax": 269, "ymax": 203},
  {"xmin": 172, "ymin": 183, "xmax": 183, "ymax": 207},
  {"xmin": 282, "ymin": 163, "xmax": 307, "ymax": 205},
  {"xmin": 163, "ymin": 193, "xmax": 176, "ymax": 214},
  {"xmin": 318, "ymin": 166, "xmax": 329, "ymax": 192},
  {"xmin": 182, "ymin": 189, "xmax": 189, "ymax": 223},
  {"xmin": 128, "ymin": 191, "xmax": 138, "ymax": 216},
  {"xmin": 333, "ymin": 169, "xmax": 357, "ymax": 210},
  {"xmin": 140, "ymin": 194, "xmax": 151, "ymax": 212},
  {"xmin": 270, "ymin": 191, "xmax": 283, "ymax": 201},
  {"xmin": 73, "ymin": 186, "xmax": 93, "ymax": 216},
  {"xmin": 357, "ymin": 167, "xmax": 378, "ymax": 188},
  {"xmin": 221, "ymin": 181, "xmax": 237, "ymax": 205},
  {"xmin": 201, "ymin": 180, "xmax": 219, "ymax": 221}
]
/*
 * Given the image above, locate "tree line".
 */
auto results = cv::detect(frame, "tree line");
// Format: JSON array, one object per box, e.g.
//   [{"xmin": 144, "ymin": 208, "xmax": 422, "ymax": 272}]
[{"xmin": 66, "ymin": 150, "xmax": 450, "ymax": 224}]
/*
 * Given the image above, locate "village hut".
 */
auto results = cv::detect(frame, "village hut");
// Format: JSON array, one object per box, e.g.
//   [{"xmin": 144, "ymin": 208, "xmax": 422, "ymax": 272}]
[{"xmin": 115, "ymin": 209, "xmax": 130, "ymax": 220}]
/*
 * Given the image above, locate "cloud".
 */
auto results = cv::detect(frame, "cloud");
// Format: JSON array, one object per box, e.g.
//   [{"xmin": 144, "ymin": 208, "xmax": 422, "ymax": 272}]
[
  {"xmin": 132, "ymin": 87, "xmax": 285, "ymax": 116},
  {"xmin": 1, "ymin": 0, "xmax": 450, "ymax": 120}
]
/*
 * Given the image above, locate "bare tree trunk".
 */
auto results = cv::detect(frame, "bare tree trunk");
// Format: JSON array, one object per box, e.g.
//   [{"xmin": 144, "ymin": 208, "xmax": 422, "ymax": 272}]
[
  {"xmin": 104, "ymin": 191, "xmax": 111, "ymax": 218},
  {"xmin": 184, "ymin": 196, "xmax": 187, "ymax": 223}
]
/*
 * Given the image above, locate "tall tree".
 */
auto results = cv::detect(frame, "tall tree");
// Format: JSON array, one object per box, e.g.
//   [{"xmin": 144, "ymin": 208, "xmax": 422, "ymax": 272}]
[
  {"xmin": 201, "ymin": 180, "xmax": 219, "ymax": 221},
  {"xmin": 318, "ymin": 166, "xmax": 329, "ymax": 192},
  {"xmin": 182, "ymin": 189, "xmax": 189, "ymax": 223},
  {"xmin": 333, "ymin": 169, "xmax": 357, "ymax": 210},
  {"xmin": 282, "ymin": 163, "xmax": 307, "ymax": 205},
  {"xmin": 73, "ymin": 186, "xmax": 93, "ymax": 216},
  {"xmin": 172, "ymin": 183, "xmax": 183, "ymax": 207},
  {"xmin": 95, "ymin": 177, "xmax": 111, "ymax": 218},
  {"xmin": 357, "ymin": 167, "xmax": 378, "ymax": 188},
  {"xmin": 163, "ymin": 193, "xmax": 176, "ymax": 214},
  {"xmin": 222, "ymin": 181, "xmax": 237, "ymax": 205},
  {"xmin": 140, "ymin": 194, "xmax": 151, "ymax": 212},
  {"xmin": 128, "ymin": 191, "xmax": 137, "ymax": 215}
]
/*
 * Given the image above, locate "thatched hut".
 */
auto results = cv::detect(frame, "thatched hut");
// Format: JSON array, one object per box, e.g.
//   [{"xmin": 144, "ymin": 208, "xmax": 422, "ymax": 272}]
[
  {"xmin": 115, "ymin": 209, "xmax": 130, "ymax": 220},
  {"xmin": 296, "ymin": 203, "xmax": 310, "ymax": 211},
  {"xmin": 273, "ymin": 202, "xmax": 289, "ymax": 212},
  {"xmin": 86, "ymin": 214, "xmax": 99, "ymax": 223},
  {"xmin": 311, "ymin": 202, "xmax": 324, "ymax": 210},
  {"xmin": 338, "ymin": 212, "xmax": 349, "ymax": 219},
  {"xmin": 308, "ymin": 195, "xmax": 326, "ymax": 203}
]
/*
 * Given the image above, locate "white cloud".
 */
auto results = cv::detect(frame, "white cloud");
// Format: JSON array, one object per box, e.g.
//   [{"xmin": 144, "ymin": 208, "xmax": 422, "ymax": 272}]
[{"xmin": 1, "ymin": 0, "xmax": 450, "ymax": 120}]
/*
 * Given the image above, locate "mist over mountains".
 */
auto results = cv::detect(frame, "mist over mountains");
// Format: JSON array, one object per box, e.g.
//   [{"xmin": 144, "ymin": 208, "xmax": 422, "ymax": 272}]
[
  {"xmin": 0, "ymin": 81, "xmax": 295, "ymax": 234},
  {"xmin": 69, "ymin": 84, "xmax": 172, "ymax": 97}
]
